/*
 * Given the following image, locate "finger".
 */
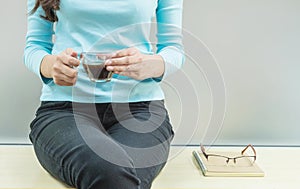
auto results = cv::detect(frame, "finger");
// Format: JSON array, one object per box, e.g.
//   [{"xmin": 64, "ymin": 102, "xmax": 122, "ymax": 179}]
[
  {"xmin": 65, "ymin": 48, "xmax": 76, "ymax": 56},
  {"xmin": 59, "ymin": 55, "xmax": 80, "ymax": 67},
  {"xmin": 106, "ymin": 66, "xmax": 129, "ymax": 73},
  {"xmin": 65, "ymin": 48, "xmax": 79, "ymax": 61},
  {"xmin": 54, "ymin": 79, "xmax": 76, "ymax": 86},
  {"xmin": 53, "ymin": 73, "xmax": 77, "ymax": 86},
  {"xmin": 53, "ymin": 63, "xmax": 78, "ymax": 78},
  {"xmin": 58, "ymin": 50, "xmax": 80, "ymax": 67},
  {"xmin": 106, "ymin": 61, "xmax": 141, "ymax": 72},
  {"xmin": 106, "ymin": 55, "xmax": 142, "ymax": 66},
  {"xmin": 70, "ymin": 51, "xmax": 78, "ymax": 58},
  {"xmin": 61, "ymin": 65, "xmax": 78, "ymax": 78},
  {"xmin": 112, "ymin": 47, "xmax": 138, "ymax": 58}
]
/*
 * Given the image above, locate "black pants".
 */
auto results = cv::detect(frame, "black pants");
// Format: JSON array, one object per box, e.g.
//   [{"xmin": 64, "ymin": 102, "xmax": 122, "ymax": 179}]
[{"xmin": 29, "ymin": 101, "xmax": 174, "ymax": 189}]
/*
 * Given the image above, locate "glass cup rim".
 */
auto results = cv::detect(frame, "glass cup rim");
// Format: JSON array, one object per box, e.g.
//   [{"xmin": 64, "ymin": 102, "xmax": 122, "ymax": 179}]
[
  {"xmin": 80, "ymin": 51, "xmax": 114, "ymax": 64},
  {"xmin": 81, "ymin": 51, "xmax": 113, "ymax": 55},
  {"xmin": 80, "ymin": 51, "xmax": 115, "ymax": 58}
]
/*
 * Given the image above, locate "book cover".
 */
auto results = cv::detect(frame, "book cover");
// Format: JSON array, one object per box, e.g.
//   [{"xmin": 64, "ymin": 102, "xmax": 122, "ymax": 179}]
[{"xmin": 193, "ymin": 150, "xmax": 264, "ymax": 177}]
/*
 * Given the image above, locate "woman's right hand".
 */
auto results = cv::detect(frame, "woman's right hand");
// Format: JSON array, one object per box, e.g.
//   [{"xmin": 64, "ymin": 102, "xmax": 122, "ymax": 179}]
[{"xmin": 41, "ymin": 48, "xmax": 80, "ymax": 86}]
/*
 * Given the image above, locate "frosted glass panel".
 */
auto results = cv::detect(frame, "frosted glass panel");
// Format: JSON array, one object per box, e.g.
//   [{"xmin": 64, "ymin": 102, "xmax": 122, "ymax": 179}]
[{"xmin": 0, "ymin": 0, "xmax": 299, "ymax": 145}]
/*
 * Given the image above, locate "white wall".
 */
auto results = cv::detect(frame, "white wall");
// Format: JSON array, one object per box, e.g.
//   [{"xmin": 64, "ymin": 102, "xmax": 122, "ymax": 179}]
[
  {"xmin": 172, "ymin": 0, "xmax": 300, "ymax": 146},
  {"xmin": 0, "ymin": 1, "xmax": 41, "ymax": 143},
  {"xmin": 0, "ymin": 0, "xmax": 299, "ymax": 145}
]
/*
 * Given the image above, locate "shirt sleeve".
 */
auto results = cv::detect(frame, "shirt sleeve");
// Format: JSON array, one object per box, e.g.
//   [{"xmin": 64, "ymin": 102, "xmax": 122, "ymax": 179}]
[
  {"xmin": 23, "ymin": 0, "xmax": 54, "ymax": 84},
  {"xmin": 156, "ymin": 0, "xmax": 185, "ymax": 80}
]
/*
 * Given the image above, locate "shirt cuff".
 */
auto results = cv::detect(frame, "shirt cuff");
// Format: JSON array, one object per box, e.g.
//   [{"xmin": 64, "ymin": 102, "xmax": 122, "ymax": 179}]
[
  {"xmin": 30, "ymin": 50, "xmax": 53, "ymax": 84},
  {"xmin": 157, "ymin": 46, "xmax": 185, "ymax": 81}
]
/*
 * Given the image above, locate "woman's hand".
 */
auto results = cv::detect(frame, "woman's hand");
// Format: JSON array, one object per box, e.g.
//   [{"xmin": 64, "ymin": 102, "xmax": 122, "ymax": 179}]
[
  {"xmin": 105, "ymin": 47, "xmax": 165, "ymax": 80},
  {"xmin": 41, "ymin": 48, "xmax": 80, "ymax": 86}
]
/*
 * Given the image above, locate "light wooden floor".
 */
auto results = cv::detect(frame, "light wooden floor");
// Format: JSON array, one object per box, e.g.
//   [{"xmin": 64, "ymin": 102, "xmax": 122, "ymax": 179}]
[{"xmin": 1, "ymin": 145, "xmax": 300, "ymax": 189}]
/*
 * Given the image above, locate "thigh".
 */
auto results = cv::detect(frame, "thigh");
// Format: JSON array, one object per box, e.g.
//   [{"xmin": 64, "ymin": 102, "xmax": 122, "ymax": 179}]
[
  {"xmin": 29, "ymin": 101, "xmax": 139, "ymax": 188},
  {"xmin": 105, "ymin": 101, "xmax": 175, "ymax": 188},
  {"xmin": 29, "ymin": 102, "xmax": 83, "ymax": 184}
]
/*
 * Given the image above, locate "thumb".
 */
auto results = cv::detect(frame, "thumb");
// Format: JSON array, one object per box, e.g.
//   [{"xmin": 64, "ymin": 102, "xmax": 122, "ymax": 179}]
[
  {"xmin": 63, "ymin": 48, "xmax": 80, "ymax": 67},
  {"xmin": 71, "ymin": 51, "xmax": 78, "ymax": 58},
  {"xmin": 65, "ymin": 48, "xmax": 78, "ymax": 58}
]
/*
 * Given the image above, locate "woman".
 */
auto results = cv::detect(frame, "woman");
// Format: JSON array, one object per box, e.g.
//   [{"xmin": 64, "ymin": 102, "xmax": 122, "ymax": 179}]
[{"xmin": 24, "ymin": 0, "xmax": 184, "ymax": 188}]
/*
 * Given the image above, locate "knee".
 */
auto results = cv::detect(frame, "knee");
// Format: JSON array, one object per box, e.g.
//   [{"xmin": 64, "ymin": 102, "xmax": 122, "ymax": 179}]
[
  {"xmin": 72, "ymin": 149, "xmax": 140, "ymax": 189},
  {"xmin": 95, "ymin": 162, "xmax": 140, "ymax": 188}
]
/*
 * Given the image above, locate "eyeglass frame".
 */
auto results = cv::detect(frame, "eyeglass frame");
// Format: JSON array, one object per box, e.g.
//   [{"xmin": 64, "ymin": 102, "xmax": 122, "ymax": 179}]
[{"xmin": 200, "ymin": 144, "xmax": 257, "ymax": 164}]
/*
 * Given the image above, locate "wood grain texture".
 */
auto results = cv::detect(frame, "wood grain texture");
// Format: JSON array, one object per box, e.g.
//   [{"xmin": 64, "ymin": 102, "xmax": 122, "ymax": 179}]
[{"xmin": 1, "ymin": 145, "xmax": 300, "ymax": 189}]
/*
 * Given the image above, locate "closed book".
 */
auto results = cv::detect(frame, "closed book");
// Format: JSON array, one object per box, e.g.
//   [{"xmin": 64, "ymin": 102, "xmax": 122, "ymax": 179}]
[{"xmin": 193, "ymin": 150, "xmax": 264, "ymax": 177}]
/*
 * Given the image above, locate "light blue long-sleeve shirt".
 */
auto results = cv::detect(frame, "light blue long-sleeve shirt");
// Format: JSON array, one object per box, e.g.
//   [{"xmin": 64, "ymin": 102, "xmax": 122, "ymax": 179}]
[{"xmin": 24, "ymin": 0, "xmax": 184, "ymax": 103}]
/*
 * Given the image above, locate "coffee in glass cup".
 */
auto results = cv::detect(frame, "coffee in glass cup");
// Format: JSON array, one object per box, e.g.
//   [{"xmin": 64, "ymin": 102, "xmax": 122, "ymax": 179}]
[{"xmin": 80, "ymin": 52, "xmax": 113, "ymax": 82}]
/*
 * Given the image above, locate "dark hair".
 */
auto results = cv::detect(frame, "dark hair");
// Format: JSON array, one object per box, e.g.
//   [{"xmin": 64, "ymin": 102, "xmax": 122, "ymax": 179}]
[{"xmin": 30, "ymin": 0, "xmax": 60, "ymax": 22}]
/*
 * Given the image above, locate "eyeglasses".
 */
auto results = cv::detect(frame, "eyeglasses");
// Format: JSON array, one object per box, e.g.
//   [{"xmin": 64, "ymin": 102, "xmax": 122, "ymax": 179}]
[{"xmin": 200, "ymin": 144, "xmax": 257, "ymax": 164}]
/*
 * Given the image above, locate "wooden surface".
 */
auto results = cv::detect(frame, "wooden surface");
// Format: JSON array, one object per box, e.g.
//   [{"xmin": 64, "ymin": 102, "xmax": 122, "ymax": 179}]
[{"xmin": 1, "ymin": 145, "xmax": 300, "ymax": 189}]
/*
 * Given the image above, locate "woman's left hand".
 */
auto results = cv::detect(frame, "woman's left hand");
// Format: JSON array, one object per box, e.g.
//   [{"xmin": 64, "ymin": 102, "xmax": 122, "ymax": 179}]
[{"xmin": 105, "ymin": 47, "xmax": 165, "ymax": 80}]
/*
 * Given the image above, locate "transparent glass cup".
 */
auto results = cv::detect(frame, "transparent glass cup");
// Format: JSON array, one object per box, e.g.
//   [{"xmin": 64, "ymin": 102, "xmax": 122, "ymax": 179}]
[{"xmin": 80, "ymin": 52, "xmax": 113, "ymax": 82}]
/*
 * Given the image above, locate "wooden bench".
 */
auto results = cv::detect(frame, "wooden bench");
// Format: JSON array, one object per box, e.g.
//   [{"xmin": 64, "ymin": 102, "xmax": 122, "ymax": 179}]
[{"xmin": 1, "ymin": 145, "xmax": 299, "ymax": 188}]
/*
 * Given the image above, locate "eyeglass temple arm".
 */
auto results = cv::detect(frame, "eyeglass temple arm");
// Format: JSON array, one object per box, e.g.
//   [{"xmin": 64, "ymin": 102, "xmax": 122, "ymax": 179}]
[
  {"xmin": 200, "ymin": 144, "xmax": 205, "ymax": 152},
  {"xmin": 241, "ymin": 144, "xmax": 256, "ymax": 157},
  {"xmin": 200, "ymin": 144, "xmax": 209, "ymax": 159}
]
